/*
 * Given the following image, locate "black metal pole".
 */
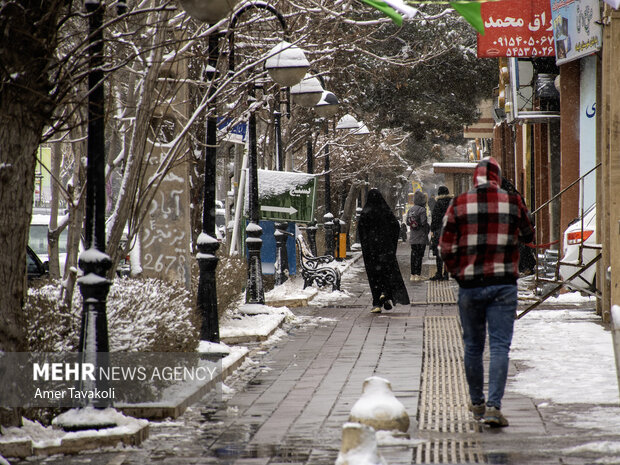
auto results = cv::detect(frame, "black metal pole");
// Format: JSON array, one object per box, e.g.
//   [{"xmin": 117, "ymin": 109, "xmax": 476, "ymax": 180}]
[
  {"xmin": 272, "ymin": 92, "xmax": 291, "ymax": 284},
  {"xmin": 324, "ymin": 121, "xmax": 331, "ymax": 215},
  {"xmin": 333, "ymin": 216, "xmax": 341, "ymax": 260},
  {"xmin": 355, "ymin": 206, "xmax": 362, "ymax": 245},
  {"xmin": 78, "ymin": 0, "xmax": 111, "ymax": 409},
  {"xmin": 323, "ymin": 121, "xmax": 334, "ymax": 256},
  {"xmin": 274, "ymin": 221, "xmax": 289, "ymax": 285},
  {"xmin": 197, "ymin": 31, "xmax": 221, "ymax": 342},
  {"xmin": 274, "ymin": 89, "xmax": 283, "ymax": 171},
  {"xmin": 306, "ymin": 139, "xmax": 313, "ymax": 174},
  {"xmin": 227, "ymin": 3, "xmax": 288, "ymax": 303},
  {"xmin": 246, "ymin": 90, "xmax": 265, "ymax": 303}
]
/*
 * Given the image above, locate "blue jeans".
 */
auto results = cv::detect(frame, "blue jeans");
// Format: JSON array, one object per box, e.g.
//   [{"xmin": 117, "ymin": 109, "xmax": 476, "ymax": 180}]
[{"xmin": 457, "ymin": 284, "xmax": 517, "ymax": 409}]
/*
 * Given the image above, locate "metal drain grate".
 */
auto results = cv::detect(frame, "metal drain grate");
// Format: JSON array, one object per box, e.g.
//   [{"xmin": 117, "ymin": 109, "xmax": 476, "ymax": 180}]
[
  {"xmin": 415, "ymin": 316, "xmax": 486, "ymax": 464},
  {"xmin": 427, "ymin": 281, "xmax": 457, "ymax": 304},
  {"xmin": 414, "ymin": 439, "xmax": 486, "ymax": 464}
]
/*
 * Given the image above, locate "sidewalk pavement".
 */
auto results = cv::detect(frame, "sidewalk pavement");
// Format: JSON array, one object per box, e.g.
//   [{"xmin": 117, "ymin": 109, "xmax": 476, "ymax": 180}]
[
  {"xmin": 179, "ymin": 241, "xmax": 617, "ymax": 465},
  {"xmin": 5, "ymin": 241, "xmax": 619, "ymax": 464}
]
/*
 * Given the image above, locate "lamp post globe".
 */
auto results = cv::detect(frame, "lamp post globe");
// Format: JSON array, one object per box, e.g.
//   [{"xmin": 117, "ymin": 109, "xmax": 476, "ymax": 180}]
[
  {"xmin": 265, "ymin": 41, "xmax": 310, "ymax": 87},
  {"xmin": 336, "ymin": 113, "xmax": 359, "ymax": 130},
  {"xmin": 291, "ymin": 73, "xmax": 324, "ymax": 107},
  {"xmin": 314, "ymin": 90, "xmax": 339, "ymax": 118},
  {"xmin": 351, "ymin": 122, "xmax": 370, "ymax": 136},
  {"xmin": 177, "ymin": 0, "xmax": 241, "ymax": 22}
]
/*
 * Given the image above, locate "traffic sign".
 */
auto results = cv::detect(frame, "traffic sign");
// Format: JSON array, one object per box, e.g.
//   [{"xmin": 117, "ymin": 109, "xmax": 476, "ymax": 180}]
[{"xmin": 247, "ymin": 169, "xmax": 317, "ymax": 223}]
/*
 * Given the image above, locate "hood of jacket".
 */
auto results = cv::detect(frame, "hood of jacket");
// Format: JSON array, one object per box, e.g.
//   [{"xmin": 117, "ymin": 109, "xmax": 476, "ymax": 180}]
[
  {"xmin": 437, "ymin": 185, "xmax": 450, "ymax": 196},
  {"xmin": 474, "ymin": 157, "xmax": 501, "ymax": 188},
  {"xmin": 413, "ymin": 190, "xmax": 427, "ymax": 207}
]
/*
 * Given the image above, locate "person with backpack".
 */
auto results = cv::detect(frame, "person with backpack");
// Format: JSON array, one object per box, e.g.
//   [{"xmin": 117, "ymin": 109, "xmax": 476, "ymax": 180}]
[
  {"xmin": 429, "ymin": 186, "xmax": 453, "ymax": 280},
  {"xmin": 406, "ymin": 190, "xmax": 429, "ymax": 282}
]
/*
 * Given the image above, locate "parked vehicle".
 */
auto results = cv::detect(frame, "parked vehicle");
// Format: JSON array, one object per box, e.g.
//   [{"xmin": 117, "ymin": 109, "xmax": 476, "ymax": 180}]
[
  {"xmin": 28, "ymin": 214, "xmax": 69, "ymax": 274},
  {"xmin": 559, "ymin": 205, "xmax": 599, "ymax": 292},
  {"xmin": 215, "ymin": 207, "xmax": 227, "ymax": 242},
  {"xmin": 27, "ymin": 245, "xmax": 48, "ymax": 281},
  {"xmin": 29, "ymin": 214, "xmax": 131, "ymax": 277}
]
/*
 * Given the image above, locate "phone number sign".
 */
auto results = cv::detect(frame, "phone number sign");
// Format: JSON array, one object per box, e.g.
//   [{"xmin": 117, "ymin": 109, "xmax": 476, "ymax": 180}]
[{"xmin": 478, "ymin": 0, "xmax": 555, "ymax": 58}]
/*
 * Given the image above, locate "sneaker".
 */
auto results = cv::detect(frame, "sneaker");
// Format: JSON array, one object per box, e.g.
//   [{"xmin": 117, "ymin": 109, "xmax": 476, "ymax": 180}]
[
  {"xmin": 370, "ymin": 307, "xmax": 382, "ymax": 314},
  {"xmin": 484, "ymin": 406, "xmax": 509, "ymax": 427},
  {"xmin": 410, "ymin": 275, "xmax": 417, "ymax": 282},
  {"xmin": 469, "ymin": 402, "xmax": 485, "ymax": 421},
  {"xmin": 429, "ymin": 273, "xmax": 442, "ymax": 281},
  {"xmin": 383, "ymin": 299, "xmax": 393, "ymax": 310}
]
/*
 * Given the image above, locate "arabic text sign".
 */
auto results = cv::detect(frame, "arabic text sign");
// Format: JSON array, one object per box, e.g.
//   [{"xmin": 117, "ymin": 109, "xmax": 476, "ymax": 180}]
[
  {"xmin": 550, "ymin": 0, "xmax": 602, "ymax": 65},
  {"xmin": 478, "ymin": 0, "xmax": 555, "ymax": 58}
]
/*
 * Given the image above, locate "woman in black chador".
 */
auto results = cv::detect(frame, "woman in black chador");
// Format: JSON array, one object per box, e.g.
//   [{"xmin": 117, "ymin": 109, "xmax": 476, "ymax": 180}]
[{"xmin": 358, "ymin": 189, "xmax": 410, "ymax": 313}]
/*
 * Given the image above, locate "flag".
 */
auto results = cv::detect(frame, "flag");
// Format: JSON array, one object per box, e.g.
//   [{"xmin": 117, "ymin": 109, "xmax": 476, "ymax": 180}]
[
  {"xmin": 359, "ymin": 0, "xmax": 405, "ymax": 25},
  {"xmin": 450, "ymin": 2, "xmax": 485, "ymax": 35},
  {"xmin": 359, "ymin": 0, "xmax": 418, "ymax": 26},
  {"xmin": 359, "ymin": 0, "xmax": 484, "ymax": 34}
]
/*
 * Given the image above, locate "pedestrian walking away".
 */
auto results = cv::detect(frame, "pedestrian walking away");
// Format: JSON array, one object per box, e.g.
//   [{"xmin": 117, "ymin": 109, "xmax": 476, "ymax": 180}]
[
  {"xmin": 406, "ymin": 190, "xmax": 429, "ymax": 282},
  {"xmin": 429, "ymin": 185, "xmax": 453, "ymax": 280},
  {"xmin": 358, "ymin": 188, "xmax": 410, "ymax": 314},
  {"xmin": 438, "ymin": 157, "xmax": 535, "ymax": 427}
]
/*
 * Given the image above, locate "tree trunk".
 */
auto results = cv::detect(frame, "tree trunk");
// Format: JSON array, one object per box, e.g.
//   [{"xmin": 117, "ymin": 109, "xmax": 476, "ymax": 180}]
[
  {"xmin": 48, "ymin": 142, "xmax": 62, "ymax": 278},
  {"xmin": 0, "ymin": 118, "xmax": 40, "ymax": 353},
  {"xmin": 0, "ymin": 0, "xmax": 64, "ymax": 354},
  {"xmin": 340, "ymin": 182, "xmax": 361, "ymax": 239}
]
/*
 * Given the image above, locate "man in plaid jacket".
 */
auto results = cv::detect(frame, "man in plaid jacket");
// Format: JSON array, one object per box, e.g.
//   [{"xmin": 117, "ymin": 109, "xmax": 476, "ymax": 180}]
[{"xmin": 438, "ymin": 156, "xmax": 534, "ymax": 427}]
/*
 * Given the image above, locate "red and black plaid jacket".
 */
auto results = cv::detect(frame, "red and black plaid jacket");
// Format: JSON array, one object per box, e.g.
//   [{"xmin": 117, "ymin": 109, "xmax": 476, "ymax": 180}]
[{"xmin": 438, "ymin": 157, "xmax": 534, "ymax": 288}]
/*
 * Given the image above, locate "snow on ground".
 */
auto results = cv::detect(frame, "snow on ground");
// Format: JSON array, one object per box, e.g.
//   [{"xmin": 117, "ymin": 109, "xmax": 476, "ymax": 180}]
[{"xmin": 510, "ymin": 305, "xmax": 618, "ymax": 405}]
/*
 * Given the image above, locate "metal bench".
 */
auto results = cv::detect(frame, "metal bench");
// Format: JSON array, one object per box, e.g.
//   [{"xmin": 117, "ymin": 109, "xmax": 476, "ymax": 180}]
[{"xmin": 296, "ymin": 234, "xmax": 341, "ymax": 291}]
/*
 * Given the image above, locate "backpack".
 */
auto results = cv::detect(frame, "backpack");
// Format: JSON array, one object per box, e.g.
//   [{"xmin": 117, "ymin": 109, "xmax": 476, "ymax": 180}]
[{"xmin": 407, "ymin": 214, "xmax": 419, "ymax": 229}]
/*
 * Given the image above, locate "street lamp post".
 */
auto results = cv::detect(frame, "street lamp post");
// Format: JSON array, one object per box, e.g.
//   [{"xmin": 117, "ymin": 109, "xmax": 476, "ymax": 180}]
[
  {"xmin": 225, "ymin": 6, "xmax": 310, "ymax": 302},
  {"xmin": 196, "ymin": 30, "xmax": 222, "ymax": 342},
  {"xmin": 329, "ymin": 114, "xmax": 359, "ymax": 258},
  {"xmin": 76, "ymin": 0, "xmax": 112, "ymax": 409},
  {"xmin": 177, "ymin": 2, "xmax": 308, "ymax": 330},
  {"xmin": 178, "ymin": 0, "xmax": 244, "ymax": 342},
  {"xmin": 313, "ymin": 90, "xmax": 339, "ymax": 257}
]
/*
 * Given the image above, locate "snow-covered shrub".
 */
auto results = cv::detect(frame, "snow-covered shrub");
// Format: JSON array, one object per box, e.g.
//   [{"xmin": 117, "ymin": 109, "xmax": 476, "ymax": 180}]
[
  {"xmin": 24, "ymin": 282, "xmax": 80, "ymax": 353},
  {"xmin": 24, "ymin": 278, "xmax": 198, "ymax": 352},
  {"xmin": 191, "ymin": 255, "xmax": 247, "ymax": 318}
]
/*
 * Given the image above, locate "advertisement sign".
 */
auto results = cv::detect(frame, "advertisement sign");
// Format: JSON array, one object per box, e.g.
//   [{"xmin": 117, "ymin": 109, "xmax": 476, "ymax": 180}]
[
  {"xmin": 478, "ymin": 0, "xmax": 555, "ymax": 58},
  {"xmin": 550, "ymin": 0, "xmax": 602, "ymax": 65},
  {"xmin": 579, "ymin": 56, "xmax": 597, "ymax": 210}
]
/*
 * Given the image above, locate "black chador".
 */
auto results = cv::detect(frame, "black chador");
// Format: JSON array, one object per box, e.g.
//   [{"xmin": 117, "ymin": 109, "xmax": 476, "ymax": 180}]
[{"xmin": 358, "ymin": 189, "xmax": 410, "ymax": 313}]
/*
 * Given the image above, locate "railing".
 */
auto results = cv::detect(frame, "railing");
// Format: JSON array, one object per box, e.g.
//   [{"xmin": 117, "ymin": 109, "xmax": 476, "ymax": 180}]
[{"xmin": 518, "ymin": 162, "xmax": 601, "ymax": 319}]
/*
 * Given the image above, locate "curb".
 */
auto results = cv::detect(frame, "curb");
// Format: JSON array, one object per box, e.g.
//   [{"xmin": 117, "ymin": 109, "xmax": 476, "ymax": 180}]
[
  {"xmin": 220, "ymin": 314, "xmax": 286, "ymax": 344},
  {"xmin": 117, "ymin": 347, "xmax": 249, "ymax": 420},
  {"xmin": 0, "ymin": 417, "xmax": 149, "ymax": 459}
]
